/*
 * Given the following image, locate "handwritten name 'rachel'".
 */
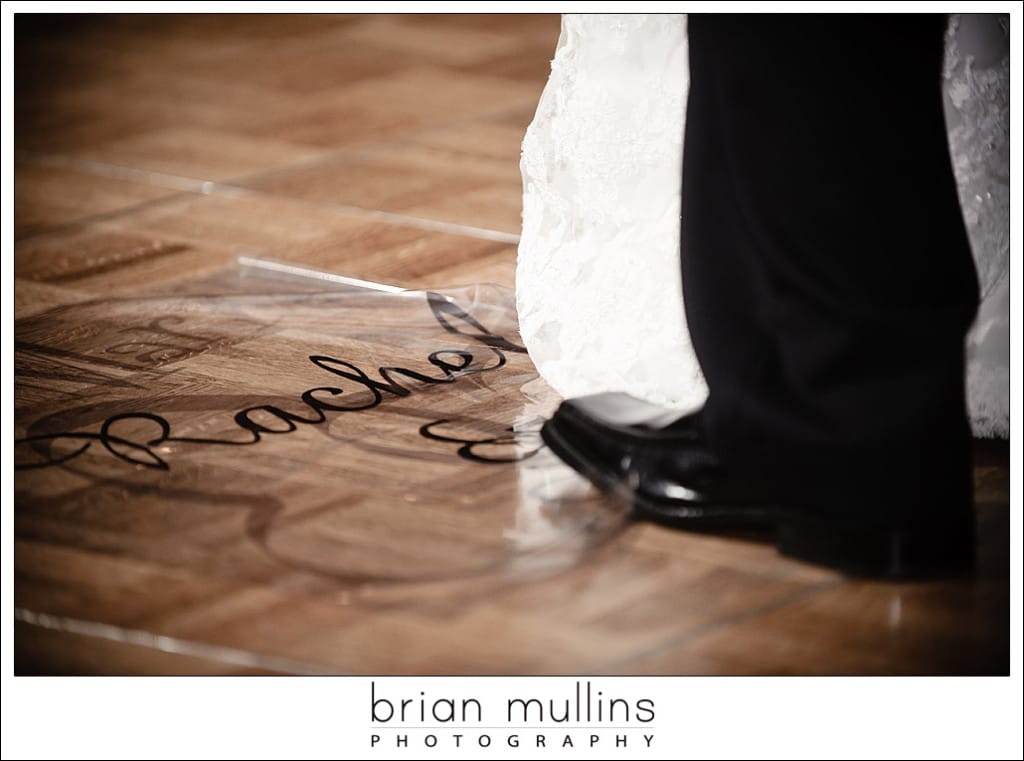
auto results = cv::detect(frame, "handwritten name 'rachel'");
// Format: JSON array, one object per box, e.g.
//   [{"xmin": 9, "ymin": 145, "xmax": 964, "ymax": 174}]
[{"xmin": 15, "ymin": 293, "xmax": 526, "ymax": 472}]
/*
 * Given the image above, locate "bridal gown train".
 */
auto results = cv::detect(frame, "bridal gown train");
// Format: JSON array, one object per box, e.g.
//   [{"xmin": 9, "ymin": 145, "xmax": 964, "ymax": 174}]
[{"xmin": 517, "ymin": 14, "xmax": 1009, "ymax": 438}]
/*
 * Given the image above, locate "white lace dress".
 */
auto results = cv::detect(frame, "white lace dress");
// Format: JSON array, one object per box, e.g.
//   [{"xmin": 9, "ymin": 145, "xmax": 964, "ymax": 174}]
[{"xmin": 517, "ymin": 13, "xmax": 1009, "ymax": 438}]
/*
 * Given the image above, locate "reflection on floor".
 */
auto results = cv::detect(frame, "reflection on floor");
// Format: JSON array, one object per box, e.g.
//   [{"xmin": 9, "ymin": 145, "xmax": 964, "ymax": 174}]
[{"xmin": 14, "ymin": 13, "xmax": 1009, "ymax": 674}]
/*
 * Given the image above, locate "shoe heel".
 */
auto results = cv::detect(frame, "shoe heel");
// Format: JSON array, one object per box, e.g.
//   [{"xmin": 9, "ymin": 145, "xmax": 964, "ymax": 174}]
[{"xmin": 776, "ymin": 511, "xmax": 975, "ymax": 579}]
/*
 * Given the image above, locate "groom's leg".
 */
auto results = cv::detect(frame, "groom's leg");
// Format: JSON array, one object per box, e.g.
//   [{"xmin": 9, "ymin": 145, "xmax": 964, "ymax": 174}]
[{"xmin": 681, "ymin": 15, "xmax": 979, "ymax": 518}]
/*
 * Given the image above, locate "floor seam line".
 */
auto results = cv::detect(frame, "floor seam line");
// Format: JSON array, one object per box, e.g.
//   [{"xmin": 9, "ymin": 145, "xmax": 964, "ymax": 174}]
[
  {"xmin": 16, "ymin": 141, "xmax": 524, "ymax": 244},
  {"xmin": 14, "ymin": 607, "xmax": 342, "ymax": 675}
]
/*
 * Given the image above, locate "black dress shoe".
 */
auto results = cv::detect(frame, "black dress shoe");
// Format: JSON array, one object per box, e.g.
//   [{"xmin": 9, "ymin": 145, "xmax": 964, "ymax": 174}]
[
  {"xmin": 542, "ymin": 392, "xmax": 974, "ymax": 579},
  {"xmin": 542, "ymin": 394, "xmax": 778, "ymax": 531}
]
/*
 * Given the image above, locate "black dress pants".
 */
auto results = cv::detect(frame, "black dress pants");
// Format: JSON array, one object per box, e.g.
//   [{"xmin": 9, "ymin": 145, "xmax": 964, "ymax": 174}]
[{"xmin": 681, "ymin": 15, "xmax": 979, "ymax": 520}]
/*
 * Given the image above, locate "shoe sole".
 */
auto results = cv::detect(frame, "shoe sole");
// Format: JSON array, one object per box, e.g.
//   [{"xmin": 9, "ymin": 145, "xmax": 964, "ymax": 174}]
[{"xmin": 541, "ymin": 415, "xmax": 974, "ymax": 579}]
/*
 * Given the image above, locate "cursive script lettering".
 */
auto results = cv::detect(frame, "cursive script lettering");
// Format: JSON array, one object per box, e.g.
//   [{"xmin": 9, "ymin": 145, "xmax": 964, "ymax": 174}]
[
  {"xmin": 16, "ymin": 293, "xmax": 528, "ymax": 471},
  {"xmin": 419, "ymin": 419, "xmax": 542, "ymax": 464}
]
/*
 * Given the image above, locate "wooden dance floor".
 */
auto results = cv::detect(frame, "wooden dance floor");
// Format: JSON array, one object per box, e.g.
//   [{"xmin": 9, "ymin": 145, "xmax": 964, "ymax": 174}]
[{"xmin": 13, "ymin": 14, "xmax": 1009, "ymax": 674}]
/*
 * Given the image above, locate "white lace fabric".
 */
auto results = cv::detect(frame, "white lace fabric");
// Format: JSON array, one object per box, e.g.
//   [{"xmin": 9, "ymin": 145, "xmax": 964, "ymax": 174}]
[
  {"xmin": 518, "ymin": 13, "xmax": 1009, "ymax": 437},
  {"xmin": 944, "ymin": 14, "xmax": 1010, "ymax": 437}
]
